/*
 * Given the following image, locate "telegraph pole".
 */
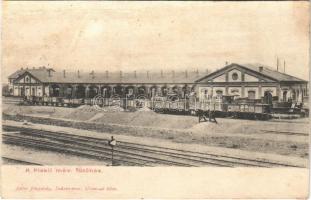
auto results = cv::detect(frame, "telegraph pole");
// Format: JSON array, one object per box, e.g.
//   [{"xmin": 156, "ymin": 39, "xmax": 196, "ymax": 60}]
[{"xmin": 108, "ymin": 136, "xmax": 116, "ymax": 166}]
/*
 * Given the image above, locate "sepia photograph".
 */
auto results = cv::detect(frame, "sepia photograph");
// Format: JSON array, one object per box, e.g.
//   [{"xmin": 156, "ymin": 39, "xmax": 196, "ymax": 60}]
[{"xmin": 1, "ymin": 1, "xmax": 309, "ymax": 198}]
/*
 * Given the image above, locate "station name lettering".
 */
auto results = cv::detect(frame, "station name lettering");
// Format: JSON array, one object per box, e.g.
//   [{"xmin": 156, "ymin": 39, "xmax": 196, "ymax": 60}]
[{"xmin": 25, "ymin": 167, "xmax": 102, "ymax": 173}]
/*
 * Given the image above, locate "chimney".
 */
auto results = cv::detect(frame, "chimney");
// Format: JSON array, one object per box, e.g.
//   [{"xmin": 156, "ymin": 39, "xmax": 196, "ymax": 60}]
[
  {"xmin": 90, "ymin": 70, "xmax": 95, "ymax": 79},
  {"xmin": 283, "ymin": 60, "xmax": 286, "ymax": 73},
  {"xmin": 134, "ymin": 70, "xmax": 137, "ymax": 78},
  {"xmin": 77, "ymin": 70, "xmax": 80, "ymax": 78},
  {"xmin": 105, "ymin": 70, "xmax": 109, "ymax": 79},
  {"xmin": 21, "ymin": 67, "xmax": 24, "ymax": 70},
  {"xmin": 185, "ymin": 70, "xmax": 188, "ymax": 78},
  {"xmin": 63, "ymin": 70, "xmax": 66, "ymax": 78},
  {"xmin": 225, "ymin": 61, "xmax": 228, "ymax": 65},
  {"xmin": 161, "ymin": 70, "xmax": 163, "ymax": 78},
  {"xmin": 259, "ymin": 66, "xmax": 263, "ymax": 72}
]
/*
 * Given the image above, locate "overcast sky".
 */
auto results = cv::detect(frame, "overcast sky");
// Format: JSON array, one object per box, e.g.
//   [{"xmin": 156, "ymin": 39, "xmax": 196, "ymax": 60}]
[{"xmin": 2, "ymin": 1, "xmax": 309, "ymax": 82}]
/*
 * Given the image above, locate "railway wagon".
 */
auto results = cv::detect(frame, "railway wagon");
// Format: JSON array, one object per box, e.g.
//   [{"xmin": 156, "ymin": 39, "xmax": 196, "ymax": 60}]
[
  {"xmin": 21, "ymin": 95, "xmax": 272, "ymax": 120},
  {"xmin": 23, "ymin": 96, "xmax": 83, "ymax": 107},
  {"xmin": 152, "ymin": 99, "xmax": 191, "ymax": 115},
  {"xmin": 224, "ymin": 103, "xmax": 271, "ymax": 120},
  {"xmin": 150, "ymin": 98, "xmax": 271, "ymax": 120}
]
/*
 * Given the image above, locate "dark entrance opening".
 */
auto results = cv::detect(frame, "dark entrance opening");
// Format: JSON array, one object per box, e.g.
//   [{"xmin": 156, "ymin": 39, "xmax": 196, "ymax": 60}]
[
  {"xmin": 114, "ymin": 85, "xmax": 124, "ymax": 97},
  {"xmin": 101, "ymin": 87, "xmax": 111, "ymax": 98},
  {"xmin": 125, "ymin": 86, "xmax": 135, "ymax": 98},
  {"xmin": 21, "ymin": 87, "xmax": 25, "ymax": 96},
  {"xmin": 283, "ymin": 91, "xmax": 287, "ymax": 102},
  {"xmin": 88, "ymin": 86, "xmax": 99, "ymax": 98},
  {"xmin": 65, "ymin": 85, "xmax": 73, "ymax": 98},
  {"xmin": 137, "ymin": 86, "xmax": 146, "ymax": 96},
  {"xmin": 51, "ymin": 84, "xmax": 60, "ymax": 97},
  {"xmin": 263, "ymin": 91, "xmax": 273, "ymax": 105},
  {"xmin": 150, "ymin": 86, "xmax": 157, "ymax": 98},
  {"xmin": 76, "ymin": 85, "xmax": 86, "ymax": 98},
  {"xmin": 161, "ymin": 86, "xmax": 168, "ymax": 97},
  {"xmin": 32, "ymin": 88, "xmax": 36, "ymax": 96}
]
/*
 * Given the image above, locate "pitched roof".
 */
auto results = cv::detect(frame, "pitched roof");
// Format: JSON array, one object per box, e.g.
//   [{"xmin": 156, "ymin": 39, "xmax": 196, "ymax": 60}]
[
  {"xmin": 8, "ymin": 69, "xmax": 26, "ymax": 79},
  {"xmin": 242, "ymin": 63, "xmax": 307, "ymax": 82},
  {"xmin": 196, "ymin": 63, "xmax": 307, "ymax": 83},
  {"xmin": 10, "ymin": 63, "xmax": 306, "ymax": 84},
  {"xmin": 11, "ymin": 68, "xmax": 208, "ymax": 85},
  {"xmin": 8, "ymin": 67, "xmax": 54, "ymax": 79}
]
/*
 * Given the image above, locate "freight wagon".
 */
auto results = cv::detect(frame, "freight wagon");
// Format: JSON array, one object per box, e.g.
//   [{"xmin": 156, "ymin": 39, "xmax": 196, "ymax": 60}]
[{"xmin": 21, "ymin": 95, "xmax": 273, "ymax": 120}]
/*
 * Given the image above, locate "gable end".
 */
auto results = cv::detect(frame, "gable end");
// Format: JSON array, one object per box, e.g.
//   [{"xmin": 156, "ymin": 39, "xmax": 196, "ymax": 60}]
[
  {"xmin": 13, "ymin": 71, "xmax": 42, "ymax": 84},
  {"xmin": 195, "ymin": 63, "xmax": 279, "ymax": 83}
]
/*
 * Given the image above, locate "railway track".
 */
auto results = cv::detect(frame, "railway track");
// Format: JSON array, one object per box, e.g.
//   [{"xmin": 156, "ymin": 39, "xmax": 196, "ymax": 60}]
[
  {"xmin": 2, "ymin": 157, "xmax": 42, "ymax": 165},
  {"xmin": 2, "ymin": 125, "xmax": 303, "ymax": 167},
  {"xmin": 260, "ymin": 129, "xmax": 309, "ymax": 136},
  {"xmin": 3, "ymin": 97, "xmax": 23, "ymax": 105}
]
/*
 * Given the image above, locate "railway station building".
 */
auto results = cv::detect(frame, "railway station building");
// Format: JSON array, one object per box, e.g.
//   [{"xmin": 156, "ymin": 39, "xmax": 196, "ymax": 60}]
[
  {"xmin": 7, "ymin": 67, "xmax": 206, "ymax": 99},
  {"xmin": 195, "ymin": 63, "xmax": 309, "ymax": 103},
  {"xmin": 7, "ymin": 63, "xmax": 309, "ymax": 103}
]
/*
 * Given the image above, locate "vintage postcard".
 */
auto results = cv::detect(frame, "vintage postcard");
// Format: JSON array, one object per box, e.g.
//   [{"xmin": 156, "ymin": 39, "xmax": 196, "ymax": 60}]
[{"xmin": 1, "ymin": 1, "xmax": 310, "ymax": 199}]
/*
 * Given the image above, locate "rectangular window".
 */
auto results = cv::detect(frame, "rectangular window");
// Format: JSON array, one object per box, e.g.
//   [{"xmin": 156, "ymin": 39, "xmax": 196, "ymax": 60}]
[{"xmin": 247, "ymin": 91, "xmax": 256, "ymax": 99}]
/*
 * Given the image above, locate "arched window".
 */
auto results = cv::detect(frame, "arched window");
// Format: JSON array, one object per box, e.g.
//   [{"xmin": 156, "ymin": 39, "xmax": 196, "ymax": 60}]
[
  {"xmin": 204, "ymin": 89, "xmax": 208, "ymax": 99},
  {"xmin": 264, "ymin": 91, "xmax": 273, "ymax": 104},
  {"xmin": 283, "ymin": 91, "xmax": 288, "ymax": 102},
  {"xmin": 216, "ymin": 90, "xmax": 223, "ymax": 99},
  {"xmin": 292, "ymin": 90, "xmax": 296, "ymax": 100}
]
